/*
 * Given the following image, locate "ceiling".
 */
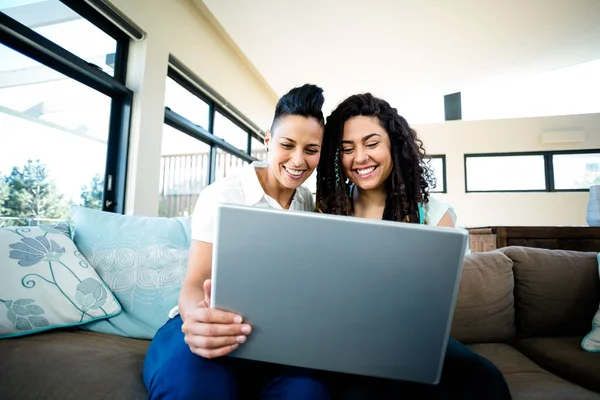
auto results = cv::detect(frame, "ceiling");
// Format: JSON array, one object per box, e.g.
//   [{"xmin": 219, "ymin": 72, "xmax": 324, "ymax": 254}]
[{"xmin": 198, "ymin": 0, "xmax": 600, "ymax": 120}]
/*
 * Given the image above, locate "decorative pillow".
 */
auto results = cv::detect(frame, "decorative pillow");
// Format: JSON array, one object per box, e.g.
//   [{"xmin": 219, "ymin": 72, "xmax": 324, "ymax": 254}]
[
  {"xmin": 71, "ymin": 206, "xmax": 190, "ymax": 339},
  {"xmin": 0, "ymin": 223, "xmax": 122, "ymax": 339},
  {"xmin": 581, "ymin": 253, "xmax": 600, "ymax": 352}
]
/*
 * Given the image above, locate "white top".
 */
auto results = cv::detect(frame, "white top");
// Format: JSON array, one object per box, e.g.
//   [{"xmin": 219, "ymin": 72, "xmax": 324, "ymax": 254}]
[
  {"xmin": 423, "ymin": 196, "xmax": 456, "ymax": 226},
  {"xmin": 191, "ymin": 160, "xmax": 315, "ymax": 243}
]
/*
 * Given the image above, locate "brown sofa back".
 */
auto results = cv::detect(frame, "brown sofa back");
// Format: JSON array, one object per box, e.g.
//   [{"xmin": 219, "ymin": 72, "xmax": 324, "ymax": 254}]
[
  {"xmin": 450, "ymin": 250, "xmax": 516, "ymax": 344},
  {"xmin": 500, "ymin": 247, "xmax": 600, "ymax": 338}
]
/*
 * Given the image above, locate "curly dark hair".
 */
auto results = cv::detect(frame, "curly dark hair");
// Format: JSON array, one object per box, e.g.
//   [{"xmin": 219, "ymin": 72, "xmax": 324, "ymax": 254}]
[{"xmin": 316, "ymin": 93, "xmax": 436, "ymax": 223}]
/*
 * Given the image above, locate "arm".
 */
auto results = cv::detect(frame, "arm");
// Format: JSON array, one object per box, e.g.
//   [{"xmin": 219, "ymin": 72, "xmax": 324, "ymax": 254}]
[
  {"xmin": 178, "ymin": 240, "xmax": 213, "ymax": 321},
  {"xmin": 436, "ymin": 210, "xmax": 456, "ymax": 228}
]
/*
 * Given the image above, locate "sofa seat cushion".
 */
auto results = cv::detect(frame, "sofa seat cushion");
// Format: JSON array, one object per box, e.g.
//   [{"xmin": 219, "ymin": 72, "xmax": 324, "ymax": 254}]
[
  {"xmin": 0, "ymin": 329, "xmax": 149, "ymax": 400},
  {"xmin": 467, "ymin": 343, "xmax": 600, "ymax": 400},
  {"xmin": 518, "ymin": 336, "xmax": 600, "ymax": 394}
]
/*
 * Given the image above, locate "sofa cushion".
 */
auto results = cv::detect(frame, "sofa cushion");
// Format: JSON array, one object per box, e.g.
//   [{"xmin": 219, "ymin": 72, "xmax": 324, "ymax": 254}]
[
  {"xmin": 0, "ymin": 329, "xmax": 149, "ymax": 399},
  {"xmin": 518, "ymin": 336, "xmax": 600, "ymax": 394},
  {"xmin": 502, "ymin": 247, "xmax": 600, "ymax": 338},
  {"xmin": 467, "ymin": 343, "xmax": 600, "ymax": 400},
  {"xmin": 0, "ymin": 224, "xmax": 121, "ymax": 339},
  {"xmin": 71, "ymin": 206, "xmax": 191, "ymax": 339},
  {"xmin": 450, "ymin": 250, "xmax": 515, "ymax": 344}
]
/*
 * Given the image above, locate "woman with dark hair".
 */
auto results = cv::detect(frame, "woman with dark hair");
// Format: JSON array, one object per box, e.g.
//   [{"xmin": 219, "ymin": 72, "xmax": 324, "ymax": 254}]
[
  {"xmin": 143, "ymin": 84, "xmax": 331, "ymax": 400},
  {"xmin": 316, "ymin": 93, "xmax": 511, "ymax": 400}
]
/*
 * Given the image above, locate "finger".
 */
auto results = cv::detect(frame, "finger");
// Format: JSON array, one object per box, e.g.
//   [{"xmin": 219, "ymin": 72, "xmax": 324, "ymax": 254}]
[
  {"xmin": 185, "ymin": 307, "xmax": 243, "ymax": 324},
  {"xmin": 203, "ymin": 279, "xmax": 211, "ymax": 304},
  {"xmin": 191, "ymin": 343, "xmax": 239, "ymax": 359},
  {"xmin": 186, "ymin": 321, "xmax": 252, "ymax": 337},
  {"xmin": 185, "ymin": 333, "xmax": 246, "ymax": 349}
]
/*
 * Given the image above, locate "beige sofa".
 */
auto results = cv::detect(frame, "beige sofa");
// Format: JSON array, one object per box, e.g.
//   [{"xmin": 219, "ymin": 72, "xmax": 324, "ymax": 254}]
[{"xmin": 1, "ymin": 246, "xmax": 599, "ymax": 399}]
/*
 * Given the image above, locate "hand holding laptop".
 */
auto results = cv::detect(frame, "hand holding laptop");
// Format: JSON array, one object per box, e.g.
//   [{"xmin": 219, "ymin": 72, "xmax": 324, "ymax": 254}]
[{"xmin": 181, "ymin": 279, "xmax": 252, "ymax": 359}]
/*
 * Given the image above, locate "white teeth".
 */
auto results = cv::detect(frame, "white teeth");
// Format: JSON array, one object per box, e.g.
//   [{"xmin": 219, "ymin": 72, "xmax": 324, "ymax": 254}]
[
  {"xmin": 357, "ymin": 166, "xmax": 375, "ymax": 175},
  {"xmin": 285, "ymin": 167, "xmax": 303, "ymax": 176}
]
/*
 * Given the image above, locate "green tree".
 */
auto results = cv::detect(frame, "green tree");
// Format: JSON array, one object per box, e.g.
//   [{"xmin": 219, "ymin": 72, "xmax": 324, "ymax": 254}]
[
  {"xmin": 3, "ymin": 159, "xmax": 69, "ymax": 223},
  {"xmin": 0, "ymin": 176, "xmax": 8, "ymax": 215},
  {"xmin": 80, "ymin": 173, "xmax": 104, "ymax": 209}
]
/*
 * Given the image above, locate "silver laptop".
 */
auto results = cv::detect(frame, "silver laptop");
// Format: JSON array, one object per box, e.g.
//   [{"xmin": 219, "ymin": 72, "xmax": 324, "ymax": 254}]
[{"xmin": 210, "ymin": 203, "xmax": 468, "ymax": 385}]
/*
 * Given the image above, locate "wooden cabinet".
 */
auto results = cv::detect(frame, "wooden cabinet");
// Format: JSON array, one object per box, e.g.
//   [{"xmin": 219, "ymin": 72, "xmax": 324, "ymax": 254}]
[{"xmin": 468, "ymin": 226, "xmax": 600, "ymax": 253}]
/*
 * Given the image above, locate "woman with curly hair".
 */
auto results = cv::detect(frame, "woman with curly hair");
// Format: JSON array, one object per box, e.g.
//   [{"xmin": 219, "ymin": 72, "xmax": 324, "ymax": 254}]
[{"xmin": 316, "ymin": 93, "xmax": 511, "ymax": 400}]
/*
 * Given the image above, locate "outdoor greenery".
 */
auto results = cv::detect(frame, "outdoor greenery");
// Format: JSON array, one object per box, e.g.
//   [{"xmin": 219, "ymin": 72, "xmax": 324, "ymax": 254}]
[{"xmin": 0, "ymin": 160, "xmax": 102, "ymax": 226}]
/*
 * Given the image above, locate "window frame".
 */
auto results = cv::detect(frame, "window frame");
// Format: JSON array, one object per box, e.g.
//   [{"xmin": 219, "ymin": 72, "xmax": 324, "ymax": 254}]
[
  {"xmin": 464, "ymin": 149, "xmax": 600, "ymax": 193},
  {"xmin": 0, "ymin": 3, "xmax": 132, "ymax": 214},
  {"xmin": 426, "ymin": 154, "xmax": 447, "ymax": 194},
  {"xmin": 163, "ymin": 64, "xmax": 262, "ymax": 187}
]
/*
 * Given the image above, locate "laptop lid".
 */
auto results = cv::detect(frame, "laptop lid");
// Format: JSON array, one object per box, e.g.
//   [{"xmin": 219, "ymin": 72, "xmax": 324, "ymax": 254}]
[{"xmin": 211, "ymin": 203, "xmax": 468, "ymax": 384}]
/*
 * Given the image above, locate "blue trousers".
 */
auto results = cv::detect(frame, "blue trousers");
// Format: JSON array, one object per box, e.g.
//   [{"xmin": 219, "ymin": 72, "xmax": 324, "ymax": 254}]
[
  {"xmin": 144, "ymin": 316, "xmax": 511, "ymax": 400},
  {"xmin": 143, "ymin": 315, "xmax": 330, "ymax": 400},
  {"xmin": 328, "ymin": 337, "xmax": 512, "ymax": 400}
]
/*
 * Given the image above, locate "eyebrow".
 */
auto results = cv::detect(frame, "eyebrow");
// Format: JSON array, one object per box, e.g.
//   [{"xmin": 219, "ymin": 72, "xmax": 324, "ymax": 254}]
[{"xmin": 341, "ymin": 133, "xmax": 381, "ymax": 144}]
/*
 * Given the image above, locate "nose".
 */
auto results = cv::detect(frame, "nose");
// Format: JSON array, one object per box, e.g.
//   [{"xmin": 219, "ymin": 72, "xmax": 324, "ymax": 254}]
[
  {"xmin": 356, "ymin": 147, "xmax": 368, "ymax": 164},
  {"xmin": 290, "ymin": 149, "xmax": 304, "ymax": 167}
]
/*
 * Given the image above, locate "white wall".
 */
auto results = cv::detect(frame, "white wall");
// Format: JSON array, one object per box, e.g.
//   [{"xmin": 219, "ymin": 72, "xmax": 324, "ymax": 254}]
[
  {"xmin": 415, "ymin": 113, "xmax": 600, "ymax": 227},
  {"xmin": 110, "ymin": 0, "xmax": 276, "ymax": 216}
]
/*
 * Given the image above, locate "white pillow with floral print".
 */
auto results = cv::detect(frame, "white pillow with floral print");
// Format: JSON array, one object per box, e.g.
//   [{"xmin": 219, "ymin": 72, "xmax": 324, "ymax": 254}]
[{"xmin": 0, "ymin": 223, "xmax": 121, "ymax": 339}]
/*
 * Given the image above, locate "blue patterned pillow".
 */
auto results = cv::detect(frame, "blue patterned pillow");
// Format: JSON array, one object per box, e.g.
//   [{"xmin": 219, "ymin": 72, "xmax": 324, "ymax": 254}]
[
  {"xmin": 71, "ymin": 206, "xmax": 190, "ymax": 339},
  {"xmin": 0, "ymin": 223, "xmax": 122, "ymax": 339}
]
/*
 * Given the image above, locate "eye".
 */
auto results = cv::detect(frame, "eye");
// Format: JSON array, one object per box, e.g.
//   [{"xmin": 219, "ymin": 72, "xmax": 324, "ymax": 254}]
[
  {"xmin": 341, "ymin": 147, "xmax": 353, "ymax": 154},
  {"xmin": 366, "ymin": 142, "xmax": 379, "ymax": 149},
  {"xmin": 280, "ymin": 143, "xmax": 293, "ymax": 149},
  {"xmin": 305, "ymin": 148, "xmax": 319, "ymax": 155}
]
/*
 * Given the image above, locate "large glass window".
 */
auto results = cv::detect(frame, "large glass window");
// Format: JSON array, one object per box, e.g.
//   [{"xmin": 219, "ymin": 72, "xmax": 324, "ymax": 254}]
[
  {"xmin": 465, "ymin": 154, "xmax": 547, "ymax": 192},
  {"xmin": 160, "ymin": 65, "xmax": 261, "ymax": 217},
  {"xmin": 0, "ymin": 2, "xmax": 131, "ymax": 224}
]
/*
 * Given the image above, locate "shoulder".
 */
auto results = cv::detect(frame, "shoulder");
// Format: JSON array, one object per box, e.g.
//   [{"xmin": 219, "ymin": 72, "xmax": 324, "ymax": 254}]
[
  {"xmin": 294, "ymin": 185, "xmax": 316, "ymax": 211},
  {"xmin": 201, "ymin": 174, "xmax": 245, "ymax": 202},
  {"xmin": 424, "ymin": 196, "xmax": 456, "ymax": 226}
]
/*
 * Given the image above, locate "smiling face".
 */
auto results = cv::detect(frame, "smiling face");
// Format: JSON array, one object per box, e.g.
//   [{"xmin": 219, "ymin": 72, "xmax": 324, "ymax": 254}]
[
  {"xmin": 340, "ymin": 116, "xmax": 393, "ymax": 191},
  {"xmin": 264, "ymin": 115, "xmax": 323, "ymax": 190}
]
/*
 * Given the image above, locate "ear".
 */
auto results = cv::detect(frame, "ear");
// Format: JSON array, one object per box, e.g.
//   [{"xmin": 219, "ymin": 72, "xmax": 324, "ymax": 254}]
[{"xmin": 264, "ymin": 130, "xmax": 272, "ymax": 151}]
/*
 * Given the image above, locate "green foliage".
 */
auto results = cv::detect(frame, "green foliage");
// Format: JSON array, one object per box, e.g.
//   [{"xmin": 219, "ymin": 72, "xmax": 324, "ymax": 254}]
[{"xmin": 80, "ymin": 174, "xmax": 104, "ymax": 210}]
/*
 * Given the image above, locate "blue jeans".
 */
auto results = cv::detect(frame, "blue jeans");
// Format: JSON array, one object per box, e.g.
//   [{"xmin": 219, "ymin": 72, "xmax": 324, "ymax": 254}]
[
  {"xmin": 143, "ymin": 315, "xmax": 330, "ymax": 400},
  {"xmin": 328, "ymin": 338, "xmax": 512, "ymax": 400}
]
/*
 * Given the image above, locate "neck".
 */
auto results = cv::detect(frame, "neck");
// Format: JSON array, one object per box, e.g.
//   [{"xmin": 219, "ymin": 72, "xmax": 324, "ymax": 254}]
[
  {"xmin": 352, "ymin": 184, "xmax": 387, "ymax": 219},
  {"xmin": 256, "ymin": 167, "xmax": 295, "ymax": 209}
]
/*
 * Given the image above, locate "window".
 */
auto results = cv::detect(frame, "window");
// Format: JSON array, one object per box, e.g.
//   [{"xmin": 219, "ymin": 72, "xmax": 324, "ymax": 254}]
[
  {"xmin": 214, "ymin": 111, "xmax": 249, "ymax": 151},
  {"xmin": 161, "ymin": 61, "xmax": 263, "ymax": 217},
  {"xmin": 465, "ymin": 154, "xmax": 547, "ymax": 192},
  {"xmin": 427, "ymin": 155, "xmax": 446, "ymax": 193},
  {"xmin": 164, "ymin": 76, "xmax": 210, "ymax": 130},
  {"xmin": 2, "ymin": 0, "xmax": 118, "ymax": 76},
  {"xmin": 214, "ymin": 152, "xmax": 249, "ymax": 181},
  {"xmin": 159, "ymin": 125, "xmax": 211, "ymax": 217},
  {"xmin": 464, "ymin": 150, "xmax": 600, "ymax": 193},
  {"xmin": 251, "ymin": 136, "xmax": 266, "ymax": 162},
  {"xmin": 0, "ymin": 1, "xmax": 132, "ymax": 226},
  {"xmin": 553, "ymin": 151, "xmax": 600, "ymax": 190}
]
